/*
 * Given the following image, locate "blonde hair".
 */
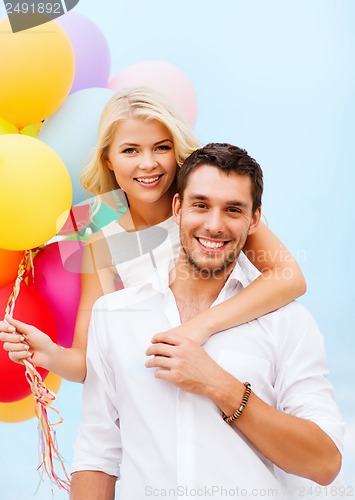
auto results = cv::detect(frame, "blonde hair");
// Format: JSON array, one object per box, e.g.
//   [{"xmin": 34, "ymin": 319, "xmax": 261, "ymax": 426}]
[{"xmin": 80, "ymin": 87, "xmax": 201, "ymax": 209}]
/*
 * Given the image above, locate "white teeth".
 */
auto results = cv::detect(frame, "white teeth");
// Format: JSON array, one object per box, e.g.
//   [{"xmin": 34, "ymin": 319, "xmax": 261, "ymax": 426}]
[
  {"xmin": 199, "ymin": 238, "xmax": 224, "ymax": 249},
  {"xmin": 136, "ymin": 176, "xmax": 160, "ymax": 184}
]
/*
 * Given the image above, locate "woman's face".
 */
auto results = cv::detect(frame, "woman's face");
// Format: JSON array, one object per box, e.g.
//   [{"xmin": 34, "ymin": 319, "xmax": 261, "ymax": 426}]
[{"xmin": 106, "ymin": 118, "xmax": 177, "ymax": 206}]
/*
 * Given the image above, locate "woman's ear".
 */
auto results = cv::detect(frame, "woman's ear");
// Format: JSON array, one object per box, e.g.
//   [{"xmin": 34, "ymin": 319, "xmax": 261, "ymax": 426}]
[
  {"xmin": 248, "ymin": 207, "xmax": 261, "ymax": 235},
  {"xmin": 106, "ymin": 156, "xmax": 113, "ymax": 171},
  {"xmin": 172, "ymin": 193, "xmax": 181, "ymax": 225}
]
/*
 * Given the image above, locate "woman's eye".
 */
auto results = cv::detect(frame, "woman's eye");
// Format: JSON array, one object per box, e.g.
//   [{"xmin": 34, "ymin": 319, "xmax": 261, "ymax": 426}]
[
  {"xmin": 156, "ymin": 145, "xmax": 171, "ymax": 151},
  {"xmin": 122, "ymin": 148, "xmax": 137, "ymax": 154}
]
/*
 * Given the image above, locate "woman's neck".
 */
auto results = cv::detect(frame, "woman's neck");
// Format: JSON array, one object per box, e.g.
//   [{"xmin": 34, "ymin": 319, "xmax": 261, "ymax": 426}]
[
  {"xmin": 128, "ymin": 202, "xmax": 172, "ymax": 228},
  {"xmin": 119, "ymin": 192, "xmax": 174, "ymax": 230}
]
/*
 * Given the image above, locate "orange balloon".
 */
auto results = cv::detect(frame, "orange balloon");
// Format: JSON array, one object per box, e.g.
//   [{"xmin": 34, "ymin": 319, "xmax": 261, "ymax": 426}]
[
  {"xmin": 0, "ymin": 248, "xmax": 24, "ymax": 288},
  {"xmin": 0, "ymin": 372, "xmax": 62, "ymax": 423}
]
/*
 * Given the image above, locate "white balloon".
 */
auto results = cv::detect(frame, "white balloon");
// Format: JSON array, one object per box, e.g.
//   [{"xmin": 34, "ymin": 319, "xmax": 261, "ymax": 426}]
[{"xmin": 38, "ymin": 87, "xmax": 115, "ymax": 205}]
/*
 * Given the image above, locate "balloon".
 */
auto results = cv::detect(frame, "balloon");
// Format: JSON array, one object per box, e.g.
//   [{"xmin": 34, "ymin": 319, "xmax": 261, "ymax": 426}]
[
  {"xmin": 0, "ymin": 134, "xmax": 72, "ymax": 251},
  {"xmin": 0, "ymin": 117, "xmax": 40, "ymax": 137},
  {"xmin": 38, "ymin": 87, "xmax": 115, "ymax": 205},
  {"xmin": 0, "ymin": 117, "xmax": 17, "ymax": 135},
  {"xmin": 30, "ymin": 241, "xmax": 81, "ymax": 348},
  {"xmin": 108, "ymin": 60, "xmax": 198, "ymax": 128},
  {"xmin": 0, "ymin": 372, "xmax": 62, "ymax": 423},
  {"xmin": 0, "ymin": 17, "xmax": 75, "ymax": 128},
  {"xmin": 57, "ymin": 12, "xmax": 111, "ymax": 93},
  {"xmin": 0, "ymin": 283, "xmax": 57, "ymax": 403},
  {"xmin": 20, "ymin": 124, "xmax": 41, "ymax": 138},
  {"xmin": 0, "ymin": 248, "xmax": 24, "ymax": 288}
]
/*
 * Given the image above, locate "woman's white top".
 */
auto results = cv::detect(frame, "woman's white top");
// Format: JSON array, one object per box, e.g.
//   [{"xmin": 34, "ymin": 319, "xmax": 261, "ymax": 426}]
[{"xmin": 100, "ymin": 216, "xmax": 179, "ymax": 288}]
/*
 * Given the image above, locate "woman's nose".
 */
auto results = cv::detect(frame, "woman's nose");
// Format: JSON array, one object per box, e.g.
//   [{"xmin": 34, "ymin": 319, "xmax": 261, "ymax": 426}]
[{"xmin": 139, "ymin": 152, "xmax": 158, "ymax": 170}]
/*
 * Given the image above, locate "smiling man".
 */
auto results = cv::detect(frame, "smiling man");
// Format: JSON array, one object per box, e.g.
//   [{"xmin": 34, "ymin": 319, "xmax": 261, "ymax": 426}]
[{"xmin": 70, "ymin": 143, "xmax": 344, "ymax": 500}]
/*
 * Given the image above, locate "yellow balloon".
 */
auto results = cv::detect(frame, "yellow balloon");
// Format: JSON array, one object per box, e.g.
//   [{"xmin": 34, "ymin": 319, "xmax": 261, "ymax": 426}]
[
  {"xmin": 0, "ymin": 117, "xmax": 18, "ymax": 135},
  {"xmin": 0, "ymin": 134, "xmax": 72, "ymax": 250},
  {"xmin": 0, "ymin": 17, "xmax": 74, "ymax": 128},
  {"xmin": 0, "ymin": 372, "xmax": 62, "ymax": 423},
  {"xmin": 20, "ymin": 123, "xmax": 41, "ymax": 138}
]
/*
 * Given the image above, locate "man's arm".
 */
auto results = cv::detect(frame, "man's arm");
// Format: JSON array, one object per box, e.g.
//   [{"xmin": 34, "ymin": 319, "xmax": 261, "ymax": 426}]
[
  {"xmin": 145, "ymin": 315, "xmax": 343, "ymax": 485},
  {"xmin": 206, "ymin": 365, "xmax": 342, "ymax": 486},
  {"xmin": 70, "ymin": 471, "xmax": 117, "ymax": 500},
  {"xmin": 71, "ymin": 298, "xmax": 122, "ymax": 498}
]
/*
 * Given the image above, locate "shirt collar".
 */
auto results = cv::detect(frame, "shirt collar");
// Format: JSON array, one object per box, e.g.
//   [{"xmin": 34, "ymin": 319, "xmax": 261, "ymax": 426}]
[{"xmin": 149, "ymin": 250, "xmax": 260, "ymax": 296}]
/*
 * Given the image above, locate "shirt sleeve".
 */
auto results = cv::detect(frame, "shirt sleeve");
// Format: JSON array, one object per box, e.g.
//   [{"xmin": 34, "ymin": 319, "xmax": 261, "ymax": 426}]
[
  {"xmin": 274, "ymin": 303, "xmax": 345, "ymax": 454},
  {"xmin": 71, "ymin": 302, "xmax": 122, "ymax": 477}
]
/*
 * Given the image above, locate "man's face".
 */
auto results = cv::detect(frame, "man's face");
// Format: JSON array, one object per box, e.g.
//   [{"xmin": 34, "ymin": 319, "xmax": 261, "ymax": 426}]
[{"xmin": 173, "ymin": 165, "xmax": 260, "ymax": 278}]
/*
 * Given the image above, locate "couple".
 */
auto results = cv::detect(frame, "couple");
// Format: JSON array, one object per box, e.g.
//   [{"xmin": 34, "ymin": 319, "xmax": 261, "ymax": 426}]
[{"xmin": 70, "ymin": 142, "xmax": 344, "ymax": 499}]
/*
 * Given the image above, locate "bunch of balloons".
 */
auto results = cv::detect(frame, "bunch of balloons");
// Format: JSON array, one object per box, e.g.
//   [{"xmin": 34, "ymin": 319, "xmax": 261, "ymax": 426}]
[{"xmin": 0, "ymin": 9, "xmax": 199, "ymax": 423}]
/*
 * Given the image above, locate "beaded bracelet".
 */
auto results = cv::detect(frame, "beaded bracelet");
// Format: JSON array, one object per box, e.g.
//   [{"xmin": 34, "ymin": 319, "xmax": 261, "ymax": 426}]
[{"xmin": 222, "ymin": 382, "xmax": 252, "ymax": 424}]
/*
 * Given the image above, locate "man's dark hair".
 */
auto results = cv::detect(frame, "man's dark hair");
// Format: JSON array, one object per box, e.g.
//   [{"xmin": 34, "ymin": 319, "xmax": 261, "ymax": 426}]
[{"xmin": 177, "ymin": 143, "xmax": 263, "ymax": 213}]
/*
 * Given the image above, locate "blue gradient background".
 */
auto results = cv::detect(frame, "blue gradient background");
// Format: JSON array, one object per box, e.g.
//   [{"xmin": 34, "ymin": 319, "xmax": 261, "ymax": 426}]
[{"xmin": 0, "ymin": 1, "xmax": 354, "ymax": 498}]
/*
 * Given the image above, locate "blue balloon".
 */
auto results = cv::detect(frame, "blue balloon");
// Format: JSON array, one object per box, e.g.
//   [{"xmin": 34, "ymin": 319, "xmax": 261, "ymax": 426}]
[{"xmin": 38, "ymin": 87, "xmax": 115, "ymax": 205}]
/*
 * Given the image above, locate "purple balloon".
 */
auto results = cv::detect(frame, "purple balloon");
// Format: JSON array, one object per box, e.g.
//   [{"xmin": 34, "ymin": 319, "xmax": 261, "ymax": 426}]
[{"xmin": 57, "ymin": 12, "xmax": 111, "ymax": 93}]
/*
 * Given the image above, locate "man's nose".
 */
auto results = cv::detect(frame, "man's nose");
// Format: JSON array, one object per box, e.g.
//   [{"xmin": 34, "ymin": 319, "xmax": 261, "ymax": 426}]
[{"xmin": 203, "ymin": 209, "xmax": 225, "ymax": 235}]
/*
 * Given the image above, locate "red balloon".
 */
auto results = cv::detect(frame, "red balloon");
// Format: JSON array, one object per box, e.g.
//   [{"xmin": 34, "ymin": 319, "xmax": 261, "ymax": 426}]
[{"xmin": 0, "ymin": 283, "xmax": 57, "ymax": 402}]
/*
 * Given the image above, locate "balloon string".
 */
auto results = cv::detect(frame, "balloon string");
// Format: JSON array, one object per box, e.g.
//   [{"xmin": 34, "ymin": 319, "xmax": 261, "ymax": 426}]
[{"xmin": 4, "ymin": 249, "xmax": 70, "ymax": 493}]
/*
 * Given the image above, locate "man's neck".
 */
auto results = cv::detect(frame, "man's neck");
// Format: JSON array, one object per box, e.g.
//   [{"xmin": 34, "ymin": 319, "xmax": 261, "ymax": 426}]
[{"xmin": 169, "ymin": 255, "xmax": 235, "ymax": 323}]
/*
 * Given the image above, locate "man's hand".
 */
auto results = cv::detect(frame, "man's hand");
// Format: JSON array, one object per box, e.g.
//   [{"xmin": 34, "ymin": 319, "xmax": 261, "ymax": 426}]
[{"xmin": 145, "ymin": 332, "xmax": 226, "ymax": 396}]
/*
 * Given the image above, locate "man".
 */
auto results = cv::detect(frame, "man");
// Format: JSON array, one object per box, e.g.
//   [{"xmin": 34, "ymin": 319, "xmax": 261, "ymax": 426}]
[{"xmin": 70, "ymin": 143, "xmax": 343, "ymax": 499}]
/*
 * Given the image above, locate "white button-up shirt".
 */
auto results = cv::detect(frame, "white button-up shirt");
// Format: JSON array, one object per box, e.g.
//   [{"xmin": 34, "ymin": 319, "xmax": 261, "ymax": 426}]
[{"xmin": 72, "ymin": 255, "xmax": 344, "ymax": 500}]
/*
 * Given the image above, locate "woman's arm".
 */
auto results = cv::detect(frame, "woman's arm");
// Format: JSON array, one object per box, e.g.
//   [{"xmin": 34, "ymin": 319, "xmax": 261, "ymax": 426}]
[
  {"xmin": 162, "ymin": 221, "xmax": 306, "ymax": 344},
  {"xmin": 0, "ymin": 231, "xmax": 117, "ymax": 383}
]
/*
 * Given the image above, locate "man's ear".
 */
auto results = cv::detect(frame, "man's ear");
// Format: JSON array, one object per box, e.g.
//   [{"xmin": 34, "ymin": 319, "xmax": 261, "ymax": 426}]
[
  {"xmin": 172, "ymin": 193, "xmax": 182, "ymax": 225},
  {"xmin": 248, "ymin": 207, "xmax": 261, "ymax": 235}
]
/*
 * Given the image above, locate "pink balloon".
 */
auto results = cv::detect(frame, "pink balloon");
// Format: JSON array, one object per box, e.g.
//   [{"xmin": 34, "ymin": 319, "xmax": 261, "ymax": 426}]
[
  {"xmin": 57, "ymin": 12, "xmax": 111, "ymax": 93},
  {"xmin": 108, "ymin": 60, "xmax": 198, "ymax": 128},
  {"xmin": 30, "ymin": 241, "xmax": 82, "ymax": 348}
]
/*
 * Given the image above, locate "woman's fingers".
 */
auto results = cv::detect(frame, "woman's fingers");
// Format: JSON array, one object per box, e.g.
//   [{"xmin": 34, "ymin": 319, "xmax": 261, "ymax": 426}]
[
  {"xmin": 8, "ymin": 349, "xmax": 31, "ymax": 363},
  {"xmin": 3, "ymin": 340, "xmax": 29, "ymax": 353},
  {"xmin": 0, "ymin": 332, "xmax": 25, "ymax": 344}
]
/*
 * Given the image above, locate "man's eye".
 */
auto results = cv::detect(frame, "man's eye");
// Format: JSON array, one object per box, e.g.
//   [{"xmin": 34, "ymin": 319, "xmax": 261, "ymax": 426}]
[
  {"xmin": 226, "ymin": 207, "xmax": 242, "ymax": 214},
  {"xmin": 194, "ymin": 203, "xmax": 207, "ymax": 209}
]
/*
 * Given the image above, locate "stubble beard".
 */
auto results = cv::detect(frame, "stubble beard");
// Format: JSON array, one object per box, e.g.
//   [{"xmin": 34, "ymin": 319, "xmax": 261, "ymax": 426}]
[{"xmin": 180, "ymin": 232, "xmax": 247, "ymax": 280}]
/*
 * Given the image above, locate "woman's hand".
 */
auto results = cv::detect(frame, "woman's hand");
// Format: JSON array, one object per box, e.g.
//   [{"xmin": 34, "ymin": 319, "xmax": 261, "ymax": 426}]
[
  {"xmin": 154, "ymin": 319, "xmax": 212, "ymax": 346},
  {"xmin": 0, "ymin": 314, "xmax": 57, "ymax": 369}
]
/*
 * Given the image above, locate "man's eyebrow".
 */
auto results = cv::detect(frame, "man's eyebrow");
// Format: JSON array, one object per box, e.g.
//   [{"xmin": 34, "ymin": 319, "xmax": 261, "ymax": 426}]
[
  {"xmin": 188, "ymin": 194, "xmax": 209, "ymax": 201},
  {"xmin": 187, "ymin": 193, "xmax": 248, "ymax": 207}
]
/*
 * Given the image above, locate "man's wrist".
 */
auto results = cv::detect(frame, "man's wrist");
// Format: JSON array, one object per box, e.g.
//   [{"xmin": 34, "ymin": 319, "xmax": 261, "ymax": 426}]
[{"xmin": 206, "ymin": 370, "xmax": 246, "ymax": 417}]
